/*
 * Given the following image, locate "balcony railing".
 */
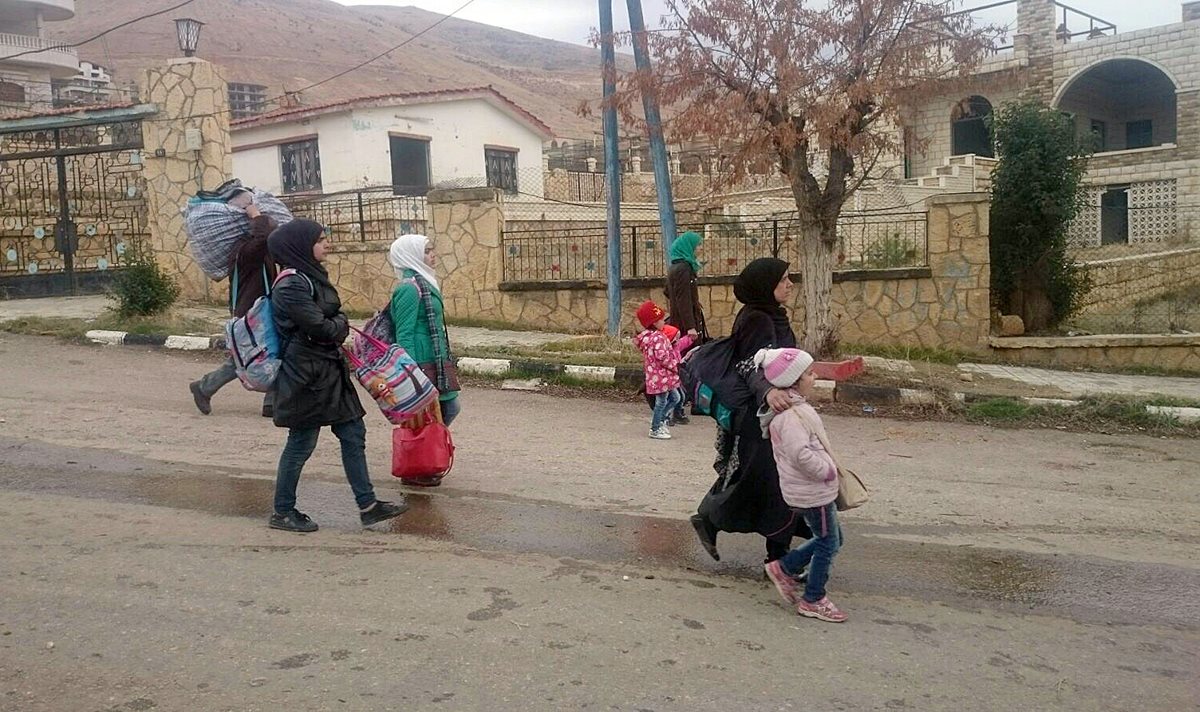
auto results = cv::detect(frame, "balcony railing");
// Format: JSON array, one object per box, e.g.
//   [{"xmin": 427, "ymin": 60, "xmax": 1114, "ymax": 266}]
[{"xmin": 0, "ymin": 32, "xmax": 79, "ymax": 72}]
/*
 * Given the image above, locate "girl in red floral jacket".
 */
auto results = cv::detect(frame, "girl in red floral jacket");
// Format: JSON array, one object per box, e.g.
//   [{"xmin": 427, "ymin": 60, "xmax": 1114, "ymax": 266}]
[{"xmin": 634, "ymin": 300, "xmax": 683, "ymax": 440}]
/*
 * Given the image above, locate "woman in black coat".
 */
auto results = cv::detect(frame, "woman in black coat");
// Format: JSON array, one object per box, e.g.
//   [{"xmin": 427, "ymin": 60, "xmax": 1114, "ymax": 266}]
[
  {"xmin": 266, "ymin": 219, "xmax": 407, "ymax": 533},
  {"xmin": 690, "ymin": 257, "xmax": 810, "ymax": 563},
  {"xmin": 664, "ymin": 230, "xmax": 709, "ymax": 342}
]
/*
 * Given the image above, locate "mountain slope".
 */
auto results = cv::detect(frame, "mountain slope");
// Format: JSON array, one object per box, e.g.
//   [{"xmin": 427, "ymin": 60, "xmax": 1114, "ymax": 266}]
[{"xmin": 48, "ymin": 0, "xmax": 618, "ymax": 137}]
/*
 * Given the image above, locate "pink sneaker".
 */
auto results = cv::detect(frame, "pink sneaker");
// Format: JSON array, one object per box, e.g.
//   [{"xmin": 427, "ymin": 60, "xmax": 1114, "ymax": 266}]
[
  {"xmin": 795, "ymin": 596, "xmax": 847, "ymax": 623},
  {"xmin": 764, "ymin": 560, "xmax": 799, "ymax": 605}
]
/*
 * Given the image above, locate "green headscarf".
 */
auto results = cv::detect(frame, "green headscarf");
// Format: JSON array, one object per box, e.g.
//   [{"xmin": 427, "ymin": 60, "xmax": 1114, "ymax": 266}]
[{"xmin": 669, "ymin": 230, "xmax": 703, "ymax": 274}]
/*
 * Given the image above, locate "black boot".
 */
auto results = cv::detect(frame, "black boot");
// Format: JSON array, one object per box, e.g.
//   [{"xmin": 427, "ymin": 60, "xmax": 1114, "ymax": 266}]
[
  {"xmin": 189, "ymin": 381, "xmax": 212, "ymax": 415},
  {"xmin": 690, "ymin": 514, "xmax": 720, "ymax": 561}
]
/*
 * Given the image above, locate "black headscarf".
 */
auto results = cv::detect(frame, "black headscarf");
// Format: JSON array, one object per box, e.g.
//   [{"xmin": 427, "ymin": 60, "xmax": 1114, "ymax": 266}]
[
  {"xmin": 734, "ymin": 258, "xmax": 789, "ymax": 306},
  {"xmin": 731, "ymin": 257, "xmax": 793, "ymax": 346},
  {"xmin": 267, "ymin": 218, "xmax": 333, "ymax": 290}
]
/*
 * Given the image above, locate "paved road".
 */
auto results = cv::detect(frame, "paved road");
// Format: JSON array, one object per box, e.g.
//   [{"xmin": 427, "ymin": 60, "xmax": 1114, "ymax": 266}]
[{"xmin": 0, "ymin": 333, "xmax": 1197, "ymax": 711}]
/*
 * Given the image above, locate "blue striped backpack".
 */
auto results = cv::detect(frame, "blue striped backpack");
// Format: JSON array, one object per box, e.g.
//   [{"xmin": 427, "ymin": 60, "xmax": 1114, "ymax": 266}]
[{"xmin": 225, "ymin": 268, "xmax": 312, "ymax": 392}]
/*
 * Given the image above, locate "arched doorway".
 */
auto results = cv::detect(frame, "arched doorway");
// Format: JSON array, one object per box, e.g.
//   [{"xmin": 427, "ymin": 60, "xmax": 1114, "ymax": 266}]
[
  {"xmin": 1055, "ymin": 59, "xmax": 1178, "ymax": 152},
  {"xmin": 951, "ymin": 95, "xmax": 993, "ymax": 157}
]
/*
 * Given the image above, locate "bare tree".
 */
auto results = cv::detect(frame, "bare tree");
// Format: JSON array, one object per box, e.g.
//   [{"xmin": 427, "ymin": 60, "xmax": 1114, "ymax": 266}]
[{"xmin": 603, "ymin": 0, "xmax": 998, "ymax": 354}]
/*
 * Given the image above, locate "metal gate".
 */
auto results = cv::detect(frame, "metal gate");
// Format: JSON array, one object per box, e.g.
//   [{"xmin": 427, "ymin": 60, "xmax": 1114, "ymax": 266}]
[{"xmin": 0, "ymin": 117, "xmax": 149, "ymax": 298}]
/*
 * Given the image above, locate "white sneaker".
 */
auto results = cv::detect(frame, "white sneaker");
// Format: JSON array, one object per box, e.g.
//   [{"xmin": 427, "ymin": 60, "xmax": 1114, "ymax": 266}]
[{"xmin": 649, "ymin": 426, "xmax": 672, "ymax": 440}]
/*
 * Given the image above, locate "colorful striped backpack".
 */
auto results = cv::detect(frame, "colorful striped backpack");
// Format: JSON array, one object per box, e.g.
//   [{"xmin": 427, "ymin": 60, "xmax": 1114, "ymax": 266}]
[
  {"xmin": 225, "ymin": 268, "xmax": 312, "ymax": 392},
  {"xmin": 343, "ymin": 326, "xmax": 438, "ymax": 423}
]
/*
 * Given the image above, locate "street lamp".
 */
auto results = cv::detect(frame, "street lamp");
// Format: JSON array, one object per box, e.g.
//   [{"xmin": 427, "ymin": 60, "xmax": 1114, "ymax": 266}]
[{"xmin": 174, "ymin": 18, "xmax": 204, "ymax": 57}]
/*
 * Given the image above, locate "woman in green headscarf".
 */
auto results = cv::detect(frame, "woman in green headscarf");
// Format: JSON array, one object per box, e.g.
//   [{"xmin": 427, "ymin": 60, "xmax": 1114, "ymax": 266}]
[
  {"xmin": 665, "ymin": 230, "xmax": 709, "ymax": 343},
  {"xmin": 660, "ymin": 230, "xmax": 709, "ymax": 425}
]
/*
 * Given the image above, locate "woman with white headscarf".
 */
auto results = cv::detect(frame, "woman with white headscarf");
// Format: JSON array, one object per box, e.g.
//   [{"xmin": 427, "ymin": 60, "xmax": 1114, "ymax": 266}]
[{"xmin": 388, "ymin": 234, "xmax": 461, "ymax": 486}]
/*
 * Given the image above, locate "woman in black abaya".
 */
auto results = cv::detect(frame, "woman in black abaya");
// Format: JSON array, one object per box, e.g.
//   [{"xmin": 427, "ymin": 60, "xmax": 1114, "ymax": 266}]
[{"xmin": 690, "ymin": 257, "xmax": 810, "ymax": 563}]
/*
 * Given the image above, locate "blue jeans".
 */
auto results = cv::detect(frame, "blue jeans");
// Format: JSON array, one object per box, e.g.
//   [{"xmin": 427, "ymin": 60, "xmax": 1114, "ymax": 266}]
[
  {"xmin": 440, "ymin": 396, "xmax": 461, "ymax": 427},
  {"xmin": 274, "ymin": 417, "xmax": 375, "ymax": 514},
  {"xmin": 651, "ymin": 389, "xmax": 682, "ymax": 430},
  {"xmin": 673, "ymin": 387, "xmax": 688, "ymax": 419},
  {"xmin": 778, "ymin": 502, "xmax": 842, "ymax": 603}
]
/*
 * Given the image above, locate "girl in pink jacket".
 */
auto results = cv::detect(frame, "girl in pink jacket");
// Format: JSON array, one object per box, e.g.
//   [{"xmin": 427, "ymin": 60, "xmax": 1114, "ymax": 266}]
[
  {"xmin": 755, "ymin": 347, "xmax": 848, "ymax": 623},
  {"xmin": 634, "ymin": 300, "xmax": 683, "ymax": 440}
]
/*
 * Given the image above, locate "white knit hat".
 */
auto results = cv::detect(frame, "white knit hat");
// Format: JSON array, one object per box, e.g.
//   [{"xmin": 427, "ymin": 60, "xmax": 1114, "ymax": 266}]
[{"xmin": 753, "ymin": 348, "xmax": 815, "ymax": 388}]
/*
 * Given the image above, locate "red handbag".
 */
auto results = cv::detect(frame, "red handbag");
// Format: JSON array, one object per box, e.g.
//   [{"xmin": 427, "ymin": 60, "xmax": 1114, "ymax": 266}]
[{"xmin": 391, "ymin": 404, "xmax": 455, "ymax": 482}]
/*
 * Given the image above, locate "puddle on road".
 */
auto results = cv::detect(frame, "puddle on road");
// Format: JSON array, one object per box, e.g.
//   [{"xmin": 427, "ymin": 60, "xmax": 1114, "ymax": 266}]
[
  {"xmin": 948, "ymin": 551, "xmax": 1054, "ymax": 605},
  {"xmin": 2, "ymin": 450, "xmax": 1197, "ymax": 629}
]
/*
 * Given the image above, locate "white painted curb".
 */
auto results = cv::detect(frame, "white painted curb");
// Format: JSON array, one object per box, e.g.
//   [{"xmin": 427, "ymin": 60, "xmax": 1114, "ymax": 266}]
[
  {"xmin": 457, "ymin": 357, "xmax": 512, "ymax": 375},
  {"xmin": 864, "ymin": 356, "xmax": 916, "ymax": 374},
  {"xmin": 1025, "ymin": 397, "xmax": 1081, "ymax": 408},
  {"xmin": 1146, "ymin": 405, "xmax": 1200, "ymax": 424},
  {"xmin": 85, "ymin": 330, "xmax": 126, "ymax": 346},
  {"xmin": 898, "ymin": 388, "xmax": 938, "ymax": 405},
  {"xmin": 563, "ymin": 364, "xmax": 617, "ymax": 382},
  {"xmin": 812, "ymin": 379, "xmax": 836, "ymax": 403},
  {"xmin": 164, "ymin": 335, "xmax": 213, "ymax": 351}
]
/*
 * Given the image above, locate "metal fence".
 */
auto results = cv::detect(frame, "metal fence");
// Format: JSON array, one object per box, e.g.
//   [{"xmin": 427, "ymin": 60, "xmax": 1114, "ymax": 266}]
[
  {"xmin": 501, "ymin": 212, "xmax": 928, "ymax": 283},
  {"xmin": 279, "ymin": 187, "xmax": 427, "ymax": 244}
]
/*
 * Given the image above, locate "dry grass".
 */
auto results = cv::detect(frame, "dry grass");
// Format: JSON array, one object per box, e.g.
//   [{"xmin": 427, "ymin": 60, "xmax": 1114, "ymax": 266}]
[{"xmin": 0, "ymin": 310, "xmax": 223, "ymax": 341}]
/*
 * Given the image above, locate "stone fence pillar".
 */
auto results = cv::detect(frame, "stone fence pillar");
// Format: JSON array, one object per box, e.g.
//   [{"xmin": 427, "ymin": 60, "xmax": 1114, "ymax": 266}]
[
  {"xmin": 831, "ymin": 193, "xmax": 992, "ymax": 352},
  {"xmin": 139, "ymin": 58, "xmax": 233, "ymax": 302},
  {"xmin": 428, "ymin": 188, "xmax": 505, "ymax": 320},
  {"xmin": 925, "ymin": 193, "xmax": 992, "ymax": 350}
]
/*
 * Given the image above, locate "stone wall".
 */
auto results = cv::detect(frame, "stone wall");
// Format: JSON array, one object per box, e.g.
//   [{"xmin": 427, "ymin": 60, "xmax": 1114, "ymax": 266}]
[
  {"xmin": 140, "ymin": 59, "xmax": 234, "ymax": 303},
  {"xmin": 1077, "ymin": 246, "xmax": 1200, "ymax": 314},
  {"xmin": 416, "ymin": 190, "xmax": 993, "ymax": 353},
  {"xmin": 322, "ymin": 242, "xmax": 393, "ymax": 313}
]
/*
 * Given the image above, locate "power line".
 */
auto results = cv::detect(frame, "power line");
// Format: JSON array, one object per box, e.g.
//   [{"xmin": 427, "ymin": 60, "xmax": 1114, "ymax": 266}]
[
  {"xmin": 141, "ymin": 0, "xmax": 481, "ymax": 125},
  {"xmin": 4, "ymin": 1, "xmax": 482, "ymax": 124},
  {"xmin": 0, "ymin": 0, "xmax": 198, "ymax": 62}
]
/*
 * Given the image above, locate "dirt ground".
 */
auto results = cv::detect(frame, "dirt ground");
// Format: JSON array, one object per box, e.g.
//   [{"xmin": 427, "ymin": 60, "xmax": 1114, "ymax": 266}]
[
  {"xmin": 2, "ymin": 333, "xmax": 1198, "ymax": 568},
  {"xmin": 1, "ymin": 332, "xmax": 1198, "ymax": 710}
]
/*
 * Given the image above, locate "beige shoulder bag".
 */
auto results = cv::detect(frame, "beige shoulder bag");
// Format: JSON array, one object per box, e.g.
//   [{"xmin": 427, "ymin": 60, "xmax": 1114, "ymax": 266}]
[{"xmin": 789, "ymin": 407, "xmax": 869, "ymax": 511}]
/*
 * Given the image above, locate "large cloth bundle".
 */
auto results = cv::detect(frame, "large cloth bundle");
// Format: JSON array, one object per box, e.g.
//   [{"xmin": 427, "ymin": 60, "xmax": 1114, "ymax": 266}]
[{"xmin": 185, "ymin": 179, "xmax": 294, "ymax": 280}]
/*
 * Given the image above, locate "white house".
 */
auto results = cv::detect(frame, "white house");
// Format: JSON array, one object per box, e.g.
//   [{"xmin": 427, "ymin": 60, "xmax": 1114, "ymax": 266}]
[
  {"xmin": 0, "ymin": 0, "xmax": 80, "ymax": 113},
  {"xmin": 230, "ymin": 86, "xmax": 553, "ymax": 198},
  {"xmin": 53, "ymin": 61, "xmax": 115, "ymax": 106}
]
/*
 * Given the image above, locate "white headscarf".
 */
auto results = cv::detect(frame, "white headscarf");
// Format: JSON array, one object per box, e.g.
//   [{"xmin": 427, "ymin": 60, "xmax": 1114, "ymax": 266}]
[{"xmin": 388, "ymin": 233, "xmax": 438, "ymax": 291}]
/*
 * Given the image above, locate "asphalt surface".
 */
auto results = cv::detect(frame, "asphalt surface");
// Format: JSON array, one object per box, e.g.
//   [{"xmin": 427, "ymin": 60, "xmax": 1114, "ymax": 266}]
[{"xmin": 0, "ymin": 333, "xmax": 1197, "ymax": 710}]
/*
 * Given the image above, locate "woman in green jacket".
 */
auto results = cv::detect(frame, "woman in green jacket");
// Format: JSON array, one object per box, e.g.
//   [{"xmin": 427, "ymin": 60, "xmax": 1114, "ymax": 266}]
[{"xmin": 388, "ymin": 234, "xmax": 461, "ymax": 440}]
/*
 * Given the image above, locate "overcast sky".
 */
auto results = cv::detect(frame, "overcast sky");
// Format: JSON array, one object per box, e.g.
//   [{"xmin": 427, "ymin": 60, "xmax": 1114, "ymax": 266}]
[{"xmin": 334, "ymin": 0, "xmax": 1185, "ymax": 46}]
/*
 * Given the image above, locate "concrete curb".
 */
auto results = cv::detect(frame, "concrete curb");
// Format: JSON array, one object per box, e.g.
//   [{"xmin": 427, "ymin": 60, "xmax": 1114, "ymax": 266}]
[
  {"xmin": 86, "ymin": 330, "xmax": 217, "ymax": 351},
  {"xmin": 458, "ymin": 356, "xmax": 641, "ymax": 385},
  {"xmin": 78, "ymin": 334, "xmax": 1196, "ymax": 423}
]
